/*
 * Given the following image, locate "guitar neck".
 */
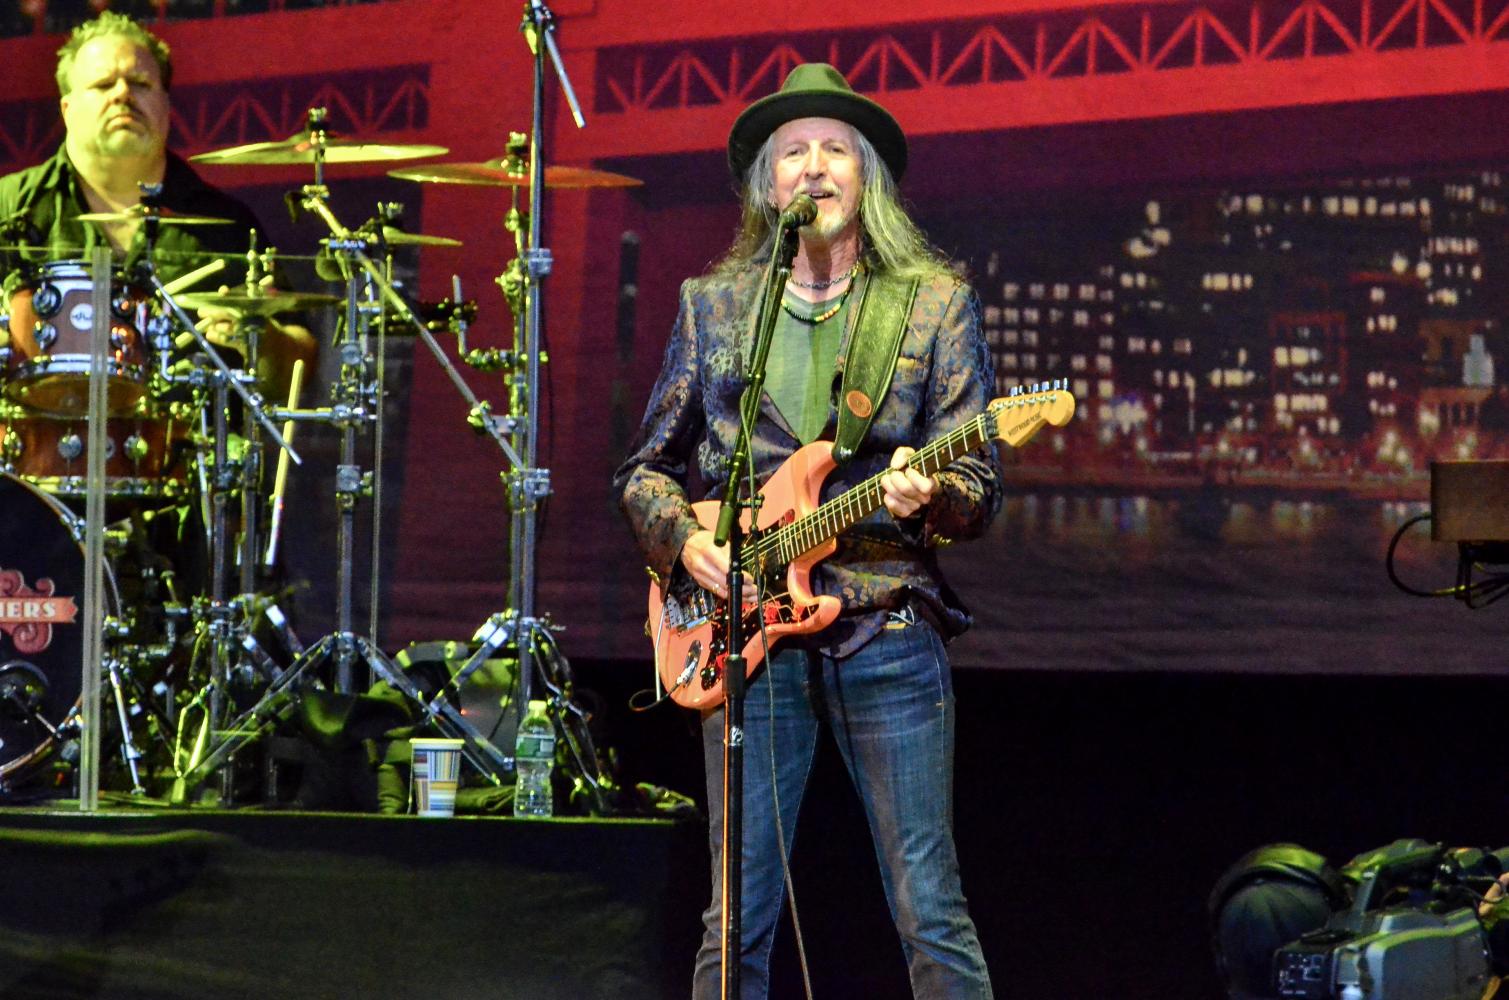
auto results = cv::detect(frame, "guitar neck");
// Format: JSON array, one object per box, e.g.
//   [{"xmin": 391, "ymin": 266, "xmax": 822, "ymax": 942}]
[{"xmin": 756, "ymin": 408, "xmax": 994, "ymax": 568}]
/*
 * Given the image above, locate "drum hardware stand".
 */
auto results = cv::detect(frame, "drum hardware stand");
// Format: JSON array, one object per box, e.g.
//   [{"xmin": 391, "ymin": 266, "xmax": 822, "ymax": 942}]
[
  {"xmin": 377, "ymin": 3, "xmax": 602, "ymax": 802},
  {"xmin": 409, "ymin": 3, "xmax": 612, "ymax": 810},
  {"xmin": 167, "ymin": 146, "xmax": 518, "ymax": 796},
  {"xmin": 134, "ymin": 221, "xmax": 304, "ymax": 803},
  {"xmin": 457, "ymin": 0, "xmax": 585, "ymax": 734}
]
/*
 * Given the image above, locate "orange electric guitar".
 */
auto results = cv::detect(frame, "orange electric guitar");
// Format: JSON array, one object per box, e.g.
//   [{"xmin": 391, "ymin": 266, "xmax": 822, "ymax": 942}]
[{"xmin": 646, "ymin": 383, "xmax": 1076, "ymax": 710}]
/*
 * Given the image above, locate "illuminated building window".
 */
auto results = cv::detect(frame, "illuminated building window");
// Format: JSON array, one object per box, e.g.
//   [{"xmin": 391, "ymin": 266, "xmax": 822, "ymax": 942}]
[
  {"xmin": 1029, "ymin": 283, "xmax": 1045, "ymax": 300},
  {"xmin": 1098, "ymin": 379, "xmax": 1114, "ymax": 399},
  {"xmin": 1005, "ymin": 330, "xmax": 1019, "ymax": 345},
  {"xmin": 1151, "ymin": 340, "xmax": 1162, "ymax": 355},
  {"xmin": 984, "ymin": 306, "xmax": 1001, "ymax": 326},
  {"xmin": 1053, "ymin": 283, "xmax": 1070, "ymax": 301},
  {"xmin": 1002, "ymin": 353, "xmax": 1018, "ymax": 370},
  {"xmin": 1071, "ymin": 355, "xmax": 1087, "ymax": 371},
  {"xmin": 1004, "ymin": 308, "xmax": 1019, "ymax": 324},
  {"xmin": 1003, "ymin": 283, "xmax": 1020, "ymax": 301},
  {"xmin": 1174, "ymin": 339, "xmax": 1191, "ymax": 355},
  {"xmin": 1275, "ymin": 346, "xmax": 1290, "ymax": 367},
  {"xmin": 1024, "ymin": 308, "xmax": 1040, "ymax": 324},
  {"xmin": 1096, "ymin": 354, "xmax": 1112, "ymax": 373},
  {"xmin": 1079, "ymin": 284, "xmax": 1097, "ymax": 301},
  {"xmin": 1128, "ymin": 337, "xmax": 1146, "ymax": 354},
  {"xmin": 1370, "ymin": 287, "xmax": 1385, "ymax": 303},
  {"xmin": 1276, "ymin": 394, "xmax": 1288, "ymax": 411},
  {"xmin": 1023, "ymin": 354, "xmax": 1038, "ymax": 371},
  {"xmin": 1073, "ymin": 310, "xmax": 1090, "ymax": 328},
  {"xmin": 1023, "ymin": 330, "xmax": 1040, "ymax": 347},
  {"xmin": 1074, "ymin": 378, "xmax": 1089, "ymax": 398}
]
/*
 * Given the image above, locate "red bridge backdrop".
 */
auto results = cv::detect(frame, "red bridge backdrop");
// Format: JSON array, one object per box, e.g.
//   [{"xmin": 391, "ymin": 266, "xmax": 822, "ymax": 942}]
[{"xmin": 4, "ymin": 0, "xmax": 1509, "ymax": 673}]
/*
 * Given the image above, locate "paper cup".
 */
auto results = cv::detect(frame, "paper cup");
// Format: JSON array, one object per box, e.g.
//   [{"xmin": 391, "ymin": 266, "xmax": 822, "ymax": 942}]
[{"xmin": 409, "ymin": 737, "xmax": 465, "ymax": 817}]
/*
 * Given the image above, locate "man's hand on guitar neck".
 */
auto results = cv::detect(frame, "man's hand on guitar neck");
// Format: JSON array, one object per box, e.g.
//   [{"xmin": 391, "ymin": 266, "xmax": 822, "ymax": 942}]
[
  {"xmin": 880, "ymin": 447, "xmax": 938, "ymax": 520},
  {"xmin": 680, "ymin": 530, "xmax": 760, "ymax": 603}
]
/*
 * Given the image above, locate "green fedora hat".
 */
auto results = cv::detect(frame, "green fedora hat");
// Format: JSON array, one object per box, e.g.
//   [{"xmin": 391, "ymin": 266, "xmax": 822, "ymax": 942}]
[{"xmin": 727, "ymin": 63, "xmax": 907, "ymax": 183}]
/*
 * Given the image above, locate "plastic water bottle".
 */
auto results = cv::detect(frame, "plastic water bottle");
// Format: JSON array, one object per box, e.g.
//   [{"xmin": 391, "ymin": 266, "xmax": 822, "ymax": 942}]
[{"xmin": 513, "ymin": 700, "xmax": 555, "ymax": 817}]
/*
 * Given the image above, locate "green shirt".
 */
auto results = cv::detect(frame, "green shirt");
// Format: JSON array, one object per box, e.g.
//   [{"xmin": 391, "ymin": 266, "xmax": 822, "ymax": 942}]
[{"xmin": 765, "ymin": 290, "xmax": 851, "ymax": 444}]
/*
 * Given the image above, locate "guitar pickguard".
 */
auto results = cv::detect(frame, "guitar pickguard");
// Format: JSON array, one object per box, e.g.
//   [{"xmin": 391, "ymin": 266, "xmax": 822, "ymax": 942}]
[{"xmin": 660, "ymin": 571, "xmax": 818, "ymax": 695}]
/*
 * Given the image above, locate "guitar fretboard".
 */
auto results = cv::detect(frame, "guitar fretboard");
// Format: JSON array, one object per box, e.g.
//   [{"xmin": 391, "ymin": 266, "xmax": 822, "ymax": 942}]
[{"xmin": 750, "ymin": 402, "xmax": 1002, "ymax": 568}]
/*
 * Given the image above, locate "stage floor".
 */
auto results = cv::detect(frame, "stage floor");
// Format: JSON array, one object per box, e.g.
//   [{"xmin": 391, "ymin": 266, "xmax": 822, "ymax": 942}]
[{"xmin": 0, "ymin": 806, "xmax": 704, "ymax": 1000}]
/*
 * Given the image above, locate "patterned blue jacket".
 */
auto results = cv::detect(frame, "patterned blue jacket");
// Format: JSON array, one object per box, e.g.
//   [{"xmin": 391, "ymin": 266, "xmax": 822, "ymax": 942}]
[{"xmin": 613, "ymin": 261, "xmax": 1003, "ymax": 657}]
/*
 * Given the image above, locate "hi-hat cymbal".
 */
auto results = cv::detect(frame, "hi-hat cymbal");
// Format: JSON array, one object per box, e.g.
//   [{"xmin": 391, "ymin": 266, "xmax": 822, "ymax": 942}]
[
  {"xmin": 176, "ymin": 288, "xmax": 341, "ymax": 316},
  {"xmin": 191, "ymin": 129, "xmax": 449, "ymax": 166},
  {"xmin": 77, "ymin": 206, "xmax": 233, "ymax": 225},
  {"xmin": 379, "ymin": 226, "xmax": 462, "ymax": 248},
  {"xmin": 388, "ymin": 159, "xmax": 642, "ymax": 189}
]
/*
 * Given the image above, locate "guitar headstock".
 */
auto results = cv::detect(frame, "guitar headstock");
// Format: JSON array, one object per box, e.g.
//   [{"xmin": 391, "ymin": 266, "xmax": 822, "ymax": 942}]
[{"xmin": 988, "ymin": 381, "xmax": 1077, "ymax": 448}]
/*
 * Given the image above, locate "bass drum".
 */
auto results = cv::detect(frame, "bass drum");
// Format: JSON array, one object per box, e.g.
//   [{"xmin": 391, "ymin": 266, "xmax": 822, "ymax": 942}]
[{"xmin": 0, "ymin": 473, "xmax": 118, "ymax": 789}]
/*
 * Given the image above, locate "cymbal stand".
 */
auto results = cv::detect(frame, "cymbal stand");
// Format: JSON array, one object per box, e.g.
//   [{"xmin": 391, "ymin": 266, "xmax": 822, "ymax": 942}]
[
  {"xmin": 426, "ymin": 2, "xmax": 590, "ymax": 767},
  {"xmin": 141, "ymin": 237, "xmax": 303, "ymax": 801},
  {"xmin": 384, "ymin": 4, "xmax": 603, "ymax": 804},
  {"xmin": 267, "ymin": 165, "xmax": 540, "ymax": 785}
]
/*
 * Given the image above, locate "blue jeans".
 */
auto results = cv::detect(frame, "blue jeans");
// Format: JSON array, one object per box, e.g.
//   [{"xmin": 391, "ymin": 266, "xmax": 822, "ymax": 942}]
[{"xmin": 691, "ymin": 621, "xmax": 993, "ymax": 999}]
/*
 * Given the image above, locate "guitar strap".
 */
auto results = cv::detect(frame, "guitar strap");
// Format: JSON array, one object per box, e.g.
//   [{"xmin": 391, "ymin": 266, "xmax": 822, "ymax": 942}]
[{"xmin": 832, "ymin": 270, "xmax": 920, "ymax": 465}]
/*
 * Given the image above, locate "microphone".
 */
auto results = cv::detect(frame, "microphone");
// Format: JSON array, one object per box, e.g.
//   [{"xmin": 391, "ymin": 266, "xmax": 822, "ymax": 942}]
[{"xmin": 778, "ymin": 194, "xmax": 818, "ymax": 230}]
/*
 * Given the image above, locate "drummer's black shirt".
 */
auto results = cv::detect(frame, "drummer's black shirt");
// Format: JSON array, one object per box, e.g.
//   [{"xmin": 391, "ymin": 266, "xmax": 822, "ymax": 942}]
[{"xmin": 0, "ymin": 145, "xmax": 267, "ymax": 297}]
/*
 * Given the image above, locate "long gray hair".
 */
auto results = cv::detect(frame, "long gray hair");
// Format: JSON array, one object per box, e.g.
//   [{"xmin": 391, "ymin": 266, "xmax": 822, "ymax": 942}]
[{"xmin": 714, "ymin": 123, "xmax": 955, "ymax": 280}]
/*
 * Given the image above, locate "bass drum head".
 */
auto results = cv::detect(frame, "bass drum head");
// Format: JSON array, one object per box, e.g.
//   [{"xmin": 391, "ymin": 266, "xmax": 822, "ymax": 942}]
[{"xmin": 0, "ymin": 473, "xmax": 117, "ymax": 785}]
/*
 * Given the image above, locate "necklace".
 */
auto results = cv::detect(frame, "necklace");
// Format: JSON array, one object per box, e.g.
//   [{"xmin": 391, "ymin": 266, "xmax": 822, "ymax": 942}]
[
  {"xmin": 789, "ymin": 261, "xmax": 859, "ymax": 290},
  {"xmin": 782, "ymin": 283, "xmax": 852, "ymax": 325}
]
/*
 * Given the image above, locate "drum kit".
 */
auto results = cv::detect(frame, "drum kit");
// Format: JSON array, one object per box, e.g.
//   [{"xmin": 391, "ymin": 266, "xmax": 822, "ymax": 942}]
[{"xmin": 0, "ymin": 96, "xmax": 640, "ymax": 807}]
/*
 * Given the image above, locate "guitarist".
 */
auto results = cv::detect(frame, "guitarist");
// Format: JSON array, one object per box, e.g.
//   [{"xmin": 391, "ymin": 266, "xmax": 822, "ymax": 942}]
[{"xmin": 613, "ymin": 63, "xmax": 1002, "ymax": 999}]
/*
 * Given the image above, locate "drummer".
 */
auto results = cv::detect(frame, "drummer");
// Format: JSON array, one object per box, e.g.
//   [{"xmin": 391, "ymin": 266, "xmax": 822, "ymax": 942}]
[{"xmin": 0, "ymin": 12, "xmax": 315, "ymax": 395}]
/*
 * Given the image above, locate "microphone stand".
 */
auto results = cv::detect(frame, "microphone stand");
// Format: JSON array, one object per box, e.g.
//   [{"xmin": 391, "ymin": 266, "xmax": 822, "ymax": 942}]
[{"xmin": 713, "ymin": 220, "xmax": 801, "ymax": 998}]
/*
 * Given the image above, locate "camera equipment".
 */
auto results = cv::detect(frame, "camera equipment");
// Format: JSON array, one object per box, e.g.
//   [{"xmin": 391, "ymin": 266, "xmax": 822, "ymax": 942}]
[{"xmin": 1271, "ymin": 840, "xmax": 1496, "ymax": 1000}]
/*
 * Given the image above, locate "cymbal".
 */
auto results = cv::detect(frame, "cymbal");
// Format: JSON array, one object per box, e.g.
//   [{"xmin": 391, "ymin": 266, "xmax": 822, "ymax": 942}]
[
  {"xmin": 380, "ymin": 226, "xmax": 462, "ymax": 248},
  {"xmin": 388, "ymin": 159, "xmax": 642, "ymax": 189},
  {"xmin": 76, "ymin": 206, "xmax": 233, "ymax": 226},
  {"xmin": 176, "ymin": 288, "xmax": 341, "ymax": 316},
  {"xmin": 191, "ymin": 129, "xmax": 449, "ymax": 166}
]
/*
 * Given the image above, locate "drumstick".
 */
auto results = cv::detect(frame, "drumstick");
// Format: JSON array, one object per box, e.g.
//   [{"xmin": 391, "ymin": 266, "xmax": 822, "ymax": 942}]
[
  {"xmin": 160, "ymin": 257, "xmax": 227, "ymax": 297},
  {"xmin": 263, "ymin": 358, "xmax": 304, "ymax": 567}
]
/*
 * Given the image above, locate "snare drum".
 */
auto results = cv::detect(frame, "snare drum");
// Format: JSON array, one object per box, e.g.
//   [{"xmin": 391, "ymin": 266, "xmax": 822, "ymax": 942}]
[
  {"xmin": 0, "ymin": 473, "xmax": 119, "ymax": 785},
  {"xmin": 0, "ymin": 403, "xmax": 187, "ymax": 500},
  {"xmin": 3, "ymin": 260, "xmax": 152, "ymax": 416}
]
